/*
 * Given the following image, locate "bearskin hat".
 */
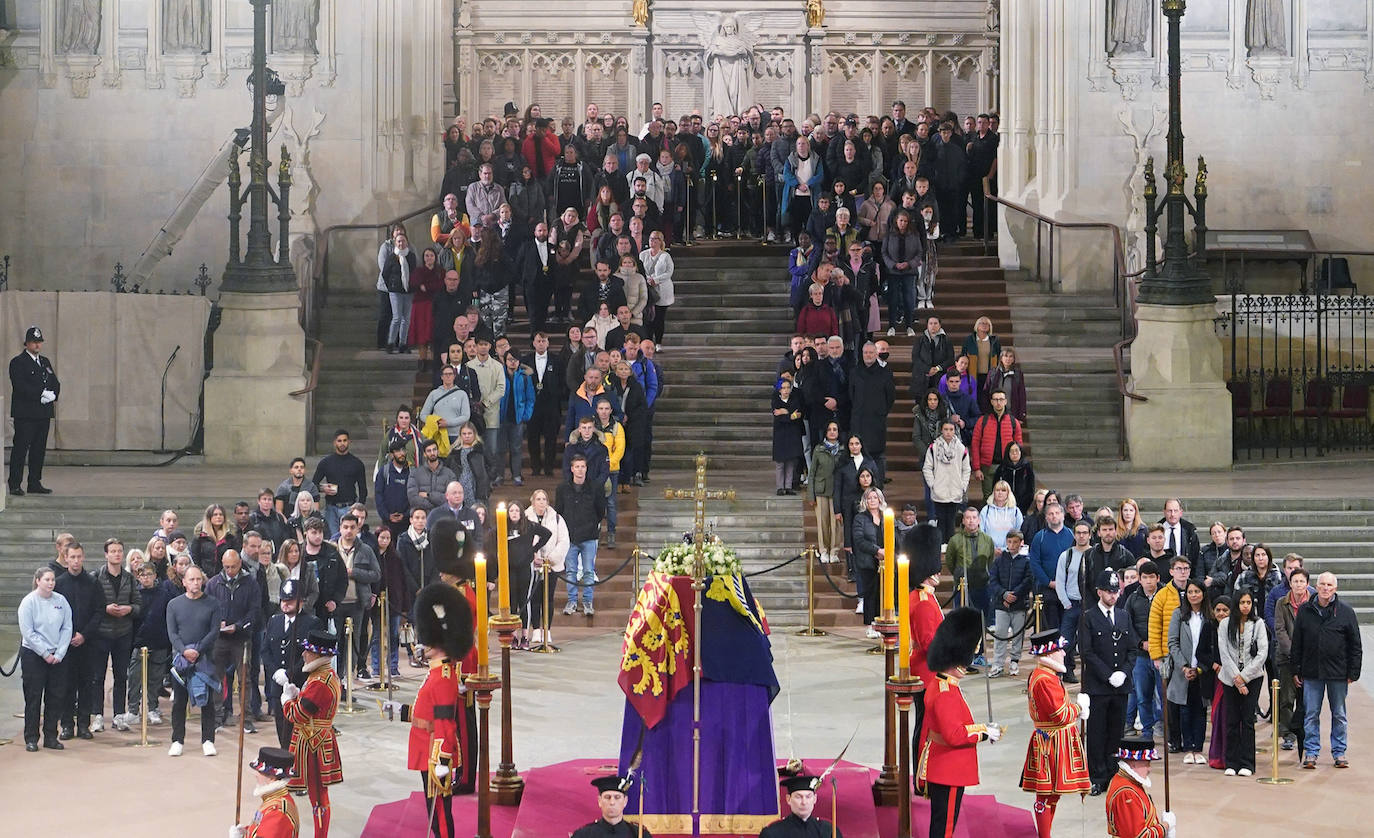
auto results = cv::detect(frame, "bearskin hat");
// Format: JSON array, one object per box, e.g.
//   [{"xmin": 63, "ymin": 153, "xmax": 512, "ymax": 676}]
[
  {"xmin": 925, "ymin": 607, "xmax": 984, "ymax": 674},
  {"xmin": 901, "ymin": 521, "xmax": 944, "ymax": 583},
  {"xmin": 430, "ymin": 516, "xmax": 477, "ymax": 579},
  {"xmin": 414, "ymin": 582, "xmax": 475, "ymax": 660}
]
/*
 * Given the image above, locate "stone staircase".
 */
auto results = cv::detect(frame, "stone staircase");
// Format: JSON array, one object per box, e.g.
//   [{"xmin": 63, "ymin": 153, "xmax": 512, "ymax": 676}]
[{"xmin": 1006, "ymin": 287, "xmax": 1128, "ymax": 470}]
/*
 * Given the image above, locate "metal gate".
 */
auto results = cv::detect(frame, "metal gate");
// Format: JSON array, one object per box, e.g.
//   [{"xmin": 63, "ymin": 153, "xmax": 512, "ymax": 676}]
[{"xmin": 1222, "ymin": 293, "xmax": 1373, "ymax": 457}]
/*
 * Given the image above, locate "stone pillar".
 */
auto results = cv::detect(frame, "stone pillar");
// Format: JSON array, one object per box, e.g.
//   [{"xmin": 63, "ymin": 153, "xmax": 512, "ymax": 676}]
[
  {"xmin": 202, "ymin": 292, "xmax": 307, "ymax": 465},
  {"xmin": 1124, "ymin": 303, "xmax": 1231, "ymax": 469}
]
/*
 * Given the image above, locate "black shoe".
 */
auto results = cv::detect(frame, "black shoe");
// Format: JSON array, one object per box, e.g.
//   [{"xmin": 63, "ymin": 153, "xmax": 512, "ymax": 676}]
[
  {"xmin": 43, "ymin": 740, "xmax": 63, "ymax": 751},
  {"xmin": 58, "ymin": 728, "xmax": 73, "ymax": 741},
  {"xmin": 25, "ymin": 741, "xmax": 37, "ymax": 752},
  {"xmin": 777, "ymin": 488, "xmax": 786, "ymax": 496},
  {"xmin": 243, "ymin": 721, "xmax": 257, "ymax": 734},
  {"xmin": 27, "ymin": 484, "xmax": 52, "ymax": 494},
  {"xmin": 1089, "ymin": 783, "xmax": 1106, "ymax": 797},
  {"xmin": 77, "ymin": 729, "xmax": 93, "ymax": 740},
  {"xmin": 1061, "ymin": 672, "xmax": 1079, "ymax": 684},
  {"xmin": 1167, "ymin": 742, "xmax": 1181, "ymax": 754},
  {"xmin": 9, "ymin": 485, "xmax": 23, "ymax": 496}
]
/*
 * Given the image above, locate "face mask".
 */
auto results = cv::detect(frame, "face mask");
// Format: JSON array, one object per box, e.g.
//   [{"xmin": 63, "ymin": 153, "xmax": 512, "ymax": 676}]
[{"xmin": 879, "ymin": 352, "xmax": 890, "ymax": 362}]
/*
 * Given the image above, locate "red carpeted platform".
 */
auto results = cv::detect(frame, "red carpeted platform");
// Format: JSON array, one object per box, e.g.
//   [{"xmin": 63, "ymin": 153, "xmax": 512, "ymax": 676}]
[{"xmin": 362, "ymin": 758, "xmax": 1036, "ymax": 837}]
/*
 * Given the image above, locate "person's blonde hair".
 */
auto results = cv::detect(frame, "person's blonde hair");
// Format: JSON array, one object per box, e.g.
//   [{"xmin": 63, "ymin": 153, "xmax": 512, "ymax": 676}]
[
  {"xmin": 125, "ymin": 548, "xmax": 147, "ymax": 574},
  {"xmin": 991, "ymin": 480, "xmax": 1015, "ymax": 505},
  {"xmin": 974, "ymin": 316, "xmax": 993, "ymax": 334}
]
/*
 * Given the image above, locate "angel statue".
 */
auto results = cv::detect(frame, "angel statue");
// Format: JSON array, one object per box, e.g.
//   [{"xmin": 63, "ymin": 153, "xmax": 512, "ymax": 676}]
[
  {"xmin": 697, "ymin": 13, "xmax": 761, "ymax": 119},
  {"xmin": 632, "ymin": 0, "xmax": 649, "ymax": 27}
]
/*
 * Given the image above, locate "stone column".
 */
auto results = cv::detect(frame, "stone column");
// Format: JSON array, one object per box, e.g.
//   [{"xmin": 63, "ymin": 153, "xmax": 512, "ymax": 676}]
[{"xmin": 1125, "ymin": 303, "xmax": 1230, "ymax": 469}]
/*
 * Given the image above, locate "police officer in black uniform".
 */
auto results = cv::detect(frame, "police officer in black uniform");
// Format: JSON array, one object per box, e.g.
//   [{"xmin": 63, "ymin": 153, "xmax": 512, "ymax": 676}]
[
  {"xmin": 760, "ymin": 775, "xmax": 845, "ymax": 837},
  {"xmin": 571, "ymin": 775, "xmax": 654, "ymax": 837},
  {"xmin": 263, "ymin": 579, "xmax": 318, "ymax": 748},
  {"xmin": 1079, "ymin": 569, "xmax": 1138, "ymax": 796},
  {"xmin": 8, "ymin": 325, "xmax": 59, "ymax": 495}
]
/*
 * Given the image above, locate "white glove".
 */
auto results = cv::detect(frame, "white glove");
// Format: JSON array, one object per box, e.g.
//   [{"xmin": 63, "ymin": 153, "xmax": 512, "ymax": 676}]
[
  {"xmin": 381, "ymin": 699, "xmax": 404, "ymax": 718},
  {"xmin": 985, "ymin": 723, "xmax": 1003, "ymax": 743},
  {"xmin": 1076, "ymin": 692, "xmax": 1091, "ymax": 719},
  {"xmin": 229, "ymin": 826, "xmax": 246, "ymax": 838},
  {"xmin": 433, "ymin": 763, "xmax": 450, "ymax": 779},
  {"xmin": 1109, "ymin": 670, "xmax": 1127, "ymax": 689},
  {"xmin": 40, "ymin": 390, "xmax": 55, "ymax": 404},
  {"xmin": 281, "ymin": 682, "xmax": 300, "ymax": 702},
  {"xmin": 1162, "ymin": 810, "xmax": 1176, "ymax": 838},
  {"xmin": 272, "ymin": 669, "xmax": 290, "ymax": 687}
]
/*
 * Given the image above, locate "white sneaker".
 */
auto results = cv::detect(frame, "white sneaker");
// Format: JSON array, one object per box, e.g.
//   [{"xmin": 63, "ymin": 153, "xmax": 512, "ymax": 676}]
[
  {"xmin": 203, "ymin": 740, "xmax": 217, "ymax": 757},
  {"xmin": 1238, "ymin": 768, "xmax": 1252, "ymax": 777},
  {"xmin": 90, "ymin": 715, "xmax": 104, "ymax": 733},
  {"xmin": 865, "ymin": 626, "xmax": 881, "ymax": 639},
  {"xmin": 113, "ymin": 713, "xmax": 130, "ymax": 732},
  {"xmin": 905, "ymin": 327, "xmax": 916, "ymax": 337},
  {"xmin": 530, "ymin": 629, "xmax": 544, "ymax": 645},
  {"xmin": 1008, "ymin": 662, "xmax": 1019, "ymax": 676},
  {"xmin": 148, "ymin": 709, "xmax": 164, "ymax": 726},
  {"xmin": 1134, "ymin": 721, "xmax": 1144, "ymax": 732},
  {"xmin": 168, "ymin": 741, "xmax": 183, "ymax": 757},
  {"xmin": 886, "ymin": 327, "xmax": 896, "ymax": 337},
  {"xmin": 1224, "ymin": 767, "xmax": 1236, "ymax": 776},
  {"xmin": 855, "ymin": 598, "xmax": 864, "ymax": 614},
  {"xmin": 765, "ymin": 230, "xmax": 777, "ymax": 243}
]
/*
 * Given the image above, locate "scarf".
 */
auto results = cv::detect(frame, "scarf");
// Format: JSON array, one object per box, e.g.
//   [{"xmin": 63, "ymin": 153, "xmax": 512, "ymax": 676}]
[
  {"xmin": 394, "ymin": 246, "xmax": 411, "ymax": 291},
  {"xmin": 821, "ymin": 439, "xmax": 840, "ymax": 456},
  {"xmin": 930, "ymin": 436, "xmax": 960, "ymax": 465},
  {"xmin": 656, "ymin": 161, "xmax": 675, "ymax": 178}
]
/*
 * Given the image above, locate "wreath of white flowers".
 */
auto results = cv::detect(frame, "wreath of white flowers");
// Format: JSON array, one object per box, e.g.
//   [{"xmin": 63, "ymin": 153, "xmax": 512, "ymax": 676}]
[{"xmin": 653, "ymin": 532, "xmax": 742, "ymax": 577}]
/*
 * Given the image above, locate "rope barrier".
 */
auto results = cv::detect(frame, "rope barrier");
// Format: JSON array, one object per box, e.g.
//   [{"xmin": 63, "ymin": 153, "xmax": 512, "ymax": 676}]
[
  {"xmin": 744, "ymin": 553, "xmax": 806, "ymax": 578},
  {"xmin": 556, "ymin": 548, "xmax": 642, "ymax": 589},
  {"xmin": 818, "ymin": 563, "xmax": 860, "ymax": 600},
  {"xmin": 983, "ymin": 616, "xmax": 1035, "ymax": 644}
]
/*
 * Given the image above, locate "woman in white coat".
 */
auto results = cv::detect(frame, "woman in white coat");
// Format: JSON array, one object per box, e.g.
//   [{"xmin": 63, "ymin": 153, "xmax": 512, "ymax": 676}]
[
  {"xmin": 1217, "ymin": 590, "xmax": 1268, "ymax": 776},
  {"xmin": 524, "ymin": 488, "xmax": 570, "ymax": 645},
  {"xmin": 640, "ymin": 230, "xmax": 674, "ymax": 346}
]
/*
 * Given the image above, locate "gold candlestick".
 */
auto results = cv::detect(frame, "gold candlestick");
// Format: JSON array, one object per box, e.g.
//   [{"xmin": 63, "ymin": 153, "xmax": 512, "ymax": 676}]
[
  {"xmin": 887, "ymin": 671, "xmax": 923, "ymax": 838},
  {"xmin": 871, "ymin": 617, "xmax": 901, "ymax": 806},
  {"xmin": 468, "ymin": 670, "xmax": 503, "ymax": 838},
  {"xmin": 489, "ymin": 614, "xmax": 525, "ymax": 805}
]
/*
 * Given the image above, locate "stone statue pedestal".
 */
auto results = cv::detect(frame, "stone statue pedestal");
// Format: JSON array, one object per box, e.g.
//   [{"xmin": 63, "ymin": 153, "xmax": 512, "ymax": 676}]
[
  {"xmin": 1125, "ymin": 302, "xmax": 1232, "ymax": 469},
  {"xmin": 203, "ymin": 292, "xmax": 307, "ymax": 465}
]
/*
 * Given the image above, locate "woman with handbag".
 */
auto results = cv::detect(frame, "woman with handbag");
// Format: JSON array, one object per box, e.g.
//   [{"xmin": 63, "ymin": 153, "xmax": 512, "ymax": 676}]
[
  {"xmin": 640, "ymin": 231, "xmax": 674, "ymax": 346},
  {"xmin": 1217, "ymin": 590, "xmax": 1268, "ymax": 776}
]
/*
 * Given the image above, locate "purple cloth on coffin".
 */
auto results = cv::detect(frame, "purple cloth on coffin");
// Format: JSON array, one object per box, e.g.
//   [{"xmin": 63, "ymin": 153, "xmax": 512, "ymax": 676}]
[{"xmin": 618, "ymin": 682, "xmax": 780, "ymax": 821}]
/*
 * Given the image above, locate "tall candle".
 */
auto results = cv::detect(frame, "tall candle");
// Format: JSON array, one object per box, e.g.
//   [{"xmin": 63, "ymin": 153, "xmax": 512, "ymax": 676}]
[
  {"xmin": 882, "ymin": 508, "xmax": 896, "ymax": 615},
  {"xmin": 897, "ymin": 555, "xmax": 911, "ymax": 669},
  {"xmin": 496, "ymin": 502, "xmax": 511, "ymax": 616},
  {"xmin": 474, "ymin": 553, "xmax": 489, "ymax": 669}
]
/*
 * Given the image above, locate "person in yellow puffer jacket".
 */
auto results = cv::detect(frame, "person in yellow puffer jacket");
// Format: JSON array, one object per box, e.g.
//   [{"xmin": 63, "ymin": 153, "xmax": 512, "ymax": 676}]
[{"xmin": 591, "ymin": 397, "xmax": 625, "ymax": 548}]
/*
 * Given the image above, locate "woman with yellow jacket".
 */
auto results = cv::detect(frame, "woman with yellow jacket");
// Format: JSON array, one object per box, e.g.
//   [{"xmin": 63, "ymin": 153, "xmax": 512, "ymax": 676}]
[{"xmin": 590, "ymin": 396, "xmax": 626, "ymax": 548}]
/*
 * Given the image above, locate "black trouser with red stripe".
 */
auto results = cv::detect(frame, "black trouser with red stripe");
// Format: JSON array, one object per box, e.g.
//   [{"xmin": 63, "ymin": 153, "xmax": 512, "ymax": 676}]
[
  {"xmin": 927, "ymin": 782, "xmax": 966, "ymax": 838},
  {"xmin": 420, "ymin": 771, "xmax": 455, "ymax": 838}
]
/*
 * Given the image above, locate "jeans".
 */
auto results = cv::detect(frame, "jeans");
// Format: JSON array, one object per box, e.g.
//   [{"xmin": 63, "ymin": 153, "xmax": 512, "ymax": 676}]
[
  {"xmin": 887, "ymin": 275, "xmax": 916, "ymax": 328},
  {"xmin": 1303, "ymin": 678, "xmax": 1349, "ymax": 759},
  {"xmin": 992, "ymin": 608, "xmax": 1026, "ymax": 669},
  {"xmin": 606, "ymin": 473, "xmax": 619, "ymax": 535},
  {"xmin": 1177, "ymin": 687, "xmax": 1207, "ymax": 752},
  {"xmin": 387, "ymin": 292, "xmax": 413, "ymax": 347},
  {"xmin": 1130, "ymin": 653, "xmax": 1162, "ymax": 732},
  {"xmin": 494, "ymin": 421, "xmax": 526, "ymax": 480},
  {"xmin": 564, "ymin": 540, "xmax": 599, "ymax": 606},
  {"xmin": 1058, "ymin": 601, "xmax": 1082, "ymax": 676},
  {"xmin": 370, "ymin": 612, "xmax": 402, "ymax": 675},
  {"xmin": 324, "ymin": 503, "xmax": 349, "ymax": 541}
]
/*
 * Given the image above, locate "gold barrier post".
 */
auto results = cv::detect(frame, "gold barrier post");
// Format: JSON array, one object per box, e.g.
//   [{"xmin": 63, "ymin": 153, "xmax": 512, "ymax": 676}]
[
  {"xmin": 530, "ymin": 563, "xmax": 560, "ymax": 653},
  {"xmin": 380, "ymin": 593, "xmax": 390, "ymax": 689},
  {"xmin": 1257, "ymin": 678, "xmax": 1294, "ymax": 785},
  {"xmin": 796, "ymin": 546, "xmax": 828, "ymax": 637},
  {"xmin": 758, "ymin": 176, "xmax": 768, "ymax": 242},
  {"xmin": 682, "ymin": 174, "xmax": 695, "ymax": 247},
  {"xmin": 137, "ymin": 646, "xmax": 153, "ymax": 747},
  {"xmin": 632, "ymin": 546, "xmax": 642, "ymax": 610},
  {"xmin": 340, "ymin": 617, "xmax": 356, "ymax": 714},
  {"xmin": 735, "ymin": 172, "xmax": 743, "ymax": 239},
  {"xmin": 1032, "ymin": 593, "xmax": 1043, "ymax": 633}
]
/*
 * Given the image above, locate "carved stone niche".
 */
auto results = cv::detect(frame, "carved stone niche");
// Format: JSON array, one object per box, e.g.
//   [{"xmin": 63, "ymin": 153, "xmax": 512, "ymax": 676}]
[
  {"xmin": 57, "ymin": 54, "xmax": 101, "ymax": 98},
  {"xmin": 163, "ymin": 53, "xmax": 207, "ymax": 98},
  {"xmin": 271, "ymin": 52, "xmax": 319, "ymax": 96},
  {"xmin": 1107, "ymin": 54, "xmax": 1159, "ymax": 102},
  {"xmin": 1245, "ymin": 53, "xmax": 1289, "ymax": 100}
]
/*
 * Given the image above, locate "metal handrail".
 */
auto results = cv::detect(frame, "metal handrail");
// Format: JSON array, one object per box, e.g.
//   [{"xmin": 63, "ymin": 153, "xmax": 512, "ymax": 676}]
[
  {"xmin": 307, "ymin": 202, "xmax": 440, "ymax": 337},
  {"xmin": 290, "ymin": 337, "xmax": 323, "ymax": 453},
  {"xmin": 980, "ymin": 181, "xmax": 1148, "ymax": 459}
]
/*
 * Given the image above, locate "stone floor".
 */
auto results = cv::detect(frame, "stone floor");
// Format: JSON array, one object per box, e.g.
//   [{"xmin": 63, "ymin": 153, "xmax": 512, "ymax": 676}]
[{"xmin": 0, "ymin": 622, "xmax": 1369, "ymax": 836}]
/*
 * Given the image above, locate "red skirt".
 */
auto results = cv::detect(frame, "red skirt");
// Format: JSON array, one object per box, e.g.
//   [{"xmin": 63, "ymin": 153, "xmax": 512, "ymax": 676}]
[
  {"xmin": 408, "ymin": 298, "xmax": 434, "ymax": 346},
  {"xmin": 1020, "ymin": 725, "xmax": 1091, "ymax": 795}
]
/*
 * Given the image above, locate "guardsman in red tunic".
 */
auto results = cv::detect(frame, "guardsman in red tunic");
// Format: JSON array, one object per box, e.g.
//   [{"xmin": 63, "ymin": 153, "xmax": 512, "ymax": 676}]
[
  {"xmin": 384, "ymin": 582, "xmax": 475, "ymax": 838},
  {"xmin": 1020, "ymin": 627, "xmax": 1091, "ymax": 837},
  {"xmin": 903, "ymin": 522, "xmax": 945, "ymax": 741},
  {"xmin": 916, "ymin": 607, "xmax": 1004, "ymax": 838},
  {"xmin": 282, "ymin": 628, "xmax": 343, "ymax": 838},
  {"xmin": 1106, "ymin": 734, "xmax": 1176, "ymax": 838},
  {"xmin": 428, "ymin": 516, "xmax": 482, "ymax": 795},
  {"xmin": 231, "ymin": 746, "xmax": 301, "ymax": 838}
]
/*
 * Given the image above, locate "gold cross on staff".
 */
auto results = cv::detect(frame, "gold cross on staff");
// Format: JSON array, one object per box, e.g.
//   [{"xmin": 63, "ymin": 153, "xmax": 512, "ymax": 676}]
[{"xmin": 663, "ymin": 453, "xmax": 736, "ymax": 578}]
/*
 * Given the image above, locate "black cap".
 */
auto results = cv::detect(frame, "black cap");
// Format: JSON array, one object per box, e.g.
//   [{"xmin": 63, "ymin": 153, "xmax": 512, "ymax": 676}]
[
  {"xmin": 535, "ymin": 117, "xmax": 551, "ymax": 128},
  {"xmin": 504, "ymin": 101, "xmax": 519, "ymax": 117},
  {"xmin": 279, "ymin": 579, "xmax": 302, "ymax": 601},
  {"xmin": 591, "ymin": 775, "xmax": 633, "ymax": 794},
  {"xmin": 781, "ymin": 775, "xmax": 821, "ymax": 795},
  {"xmin": 250, "ymin": 746, "xmax": 297, "ymax": 779},
  {"xmin": 1116, "ymin": 733, "xmax": 1158, "ymax": 761},
  {"xmin": 300, "ymin": 627, "xmax": 338, "ymax": 656},
  {"xmin": 1028, "ymin": 627, "xmax": 1066, "ymax": 657},
  {"xmin": 24, "ymin": 326, "xmax": 43, "ymax": 343},
  {"xmin": 1095, "ymin": 569, "xmax": 1122, "ymax": 592},
  {"xmin": 167, "ymin": 530, "xmax": 188, "ymax": 542}
]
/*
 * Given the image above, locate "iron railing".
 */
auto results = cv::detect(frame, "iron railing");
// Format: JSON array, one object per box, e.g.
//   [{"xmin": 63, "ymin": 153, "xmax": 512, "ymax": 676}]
[{"xmin": 980, "ymin": 183, "xmax": 1146, "ymax": 459}]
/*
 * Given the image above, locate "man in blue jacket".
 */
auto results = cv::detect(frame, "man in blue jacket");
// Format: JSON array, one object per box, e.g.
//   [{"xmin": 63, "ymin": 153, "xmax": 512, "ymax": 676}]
[
  {"xmin": 1028, "ymin": 502, "xmax": 1072, "ymax": 633},
  {"xmin": 207, "ymin": 550, "xmax": 263, "ymax": 733},
  {"xmin": 374, "ymin": 440, "xmax": 411, "ymax": 538}
]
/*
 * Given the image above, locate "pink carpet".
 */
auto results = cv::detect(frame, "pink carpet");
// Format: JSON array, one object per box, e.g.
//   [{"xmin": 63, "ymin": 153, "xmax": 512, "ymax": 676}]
[{"xmin": 362, "ymin": 758, "xmax": 1036, "ymax": 837}]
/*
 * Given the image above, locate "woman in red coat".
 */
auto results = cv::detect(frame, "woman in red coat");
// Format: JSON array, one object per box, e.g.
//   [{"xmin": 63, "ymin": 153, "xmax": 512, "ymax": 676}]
[
  {"xmin": 403, "ymin": 582, "xmax": 475, "ymax": 838},
  {"xmin": 916, "ymin": 608, "xmax": 1003, "ymax": 838},
  {"xmin": 1020, "ymin": 628, "xmax": 1091, "ymax": 837},
  {"xmin": 795, "ymin": 283, "xmax": 839, "ymax": 336}
]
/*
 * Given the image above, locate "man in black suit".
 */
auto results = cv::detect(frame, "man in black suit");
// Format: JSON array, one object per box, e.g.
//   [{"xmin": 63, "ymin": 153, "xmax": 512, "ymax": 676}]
[
  {"xmin": 264, "ymin": 579, "xmax": 318, "ymax": 748},
  {"xmin": 519, "ymin": 222, "xmax": 556, "ymax": 335},
  {"xmin": 523, "ymin": 331, "xmax": 566, "ymax": 477},
  {"xmin": 1157, "ymin": 498, "xmax": 1202, "ymax": 582},
  {"xmin": 9, "ymin": 325, "xmax": 59, "ymax": 495},
  {"xmin": 1079, "ymin": 569, "xmax": 1138, "ymax": 795}
]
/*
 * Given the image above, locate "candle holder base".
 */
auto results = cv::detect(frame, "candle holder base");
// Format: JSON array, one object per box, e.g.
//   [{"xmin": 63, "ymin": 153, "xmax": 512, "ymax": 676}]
[
  {"xmin": 467, "ymin": 673, "xmax": 502, "ymax": 703},
  {"xmin": 490, "ymin": 615, "xmax": 522, "ymax": 635},
  {"xmin": 492, "ymin": 771, "xmax": 526, "ymax": 804},
  {"xmin": 1256, "ymin": 777, "xmax": 1294, "ymax": 785},
  {"xmin": 865, "ymin": 644, "xmax": 885, "ymax": 655},
  {"xmin": 795, "ymin": 627, "xmax": 829, "ymax": 636},
  {"xmin": 871, "ymin": 772, "xmax": 901, "ymax": 807}
]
